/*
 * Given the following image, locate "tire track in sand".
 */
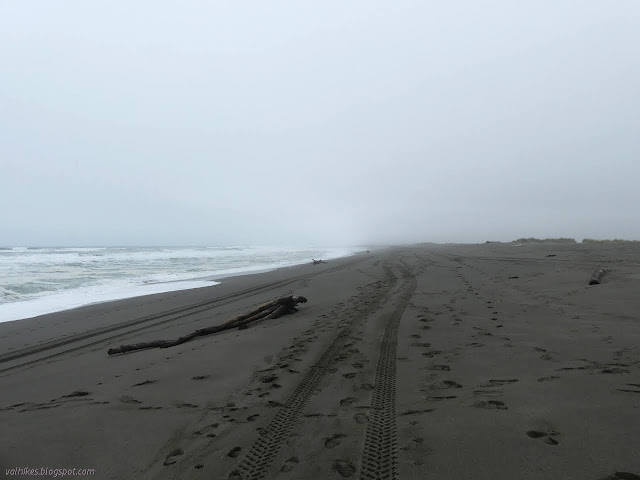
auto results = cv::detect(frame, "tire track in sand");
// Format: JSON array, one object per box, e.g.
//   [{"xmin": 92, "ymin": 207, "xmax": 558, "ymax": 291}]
[
  {"xmin": 359, "ymin": 263, "xmax": 416, "ymax": 480},
  {"xmin": 227, "ymin": 265, "xmax": 397, "ymax": 480}
]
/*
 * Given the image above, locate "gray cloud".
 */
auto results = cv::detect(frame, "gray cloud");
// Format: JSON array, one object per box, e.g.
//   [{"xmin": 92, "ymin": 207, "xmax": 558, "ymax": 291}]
[{"xmin": 2, "ymin": 1, "xmax": 639, "ymax": 246}]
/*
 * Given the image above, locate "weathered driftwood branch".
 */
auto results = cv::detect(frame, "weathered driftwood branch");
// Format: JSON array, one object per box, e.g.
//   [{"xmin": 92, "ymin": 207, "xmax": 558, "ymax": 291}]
[
  {"xmin": 312, "ymin": 259, "xmax": 326, "ymax": 265},
  {"xmin": 107, "ymin": 296, "xmax": 307, "ymax": 356},
  {"xmin": 589, "ymin": 269, "xmax": 606, "ymax": 285}
]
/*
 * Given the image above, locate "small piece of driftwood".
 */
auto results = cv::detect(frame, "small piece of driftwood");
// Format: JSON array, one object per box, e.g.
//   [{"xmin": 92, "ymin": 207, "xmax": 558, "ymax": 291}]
[
  {"xmin": 312, "ymin": 259, "xmax": 326, "ymax": 265},
  {"xmin": 107, "ymin": 296, "xmax": 307, "ymax": 355},
  {"xmin": 589, "ymin": 269, "xmax": 605, "ymax": 285}
]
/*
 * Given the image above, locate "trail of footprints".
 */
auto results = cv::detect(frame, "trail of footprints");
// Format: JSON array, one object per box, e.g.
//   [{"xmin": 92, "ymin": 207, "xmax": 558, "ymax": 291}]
[
  {"xmin": 404, "ymin": 261, "xmax": 573, "ymax": 462},
  {"xmin": 402, "ymin": 257, "xmax": 638, "ymax": 476}
]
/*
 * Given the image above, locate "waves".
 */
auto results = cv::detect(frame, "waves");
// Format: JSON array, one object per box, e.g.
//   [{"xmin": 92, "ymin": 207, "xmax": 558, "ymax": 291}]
[{"xmin": 0, "ymin": 245, "xmax": 364, "ymax": 322}]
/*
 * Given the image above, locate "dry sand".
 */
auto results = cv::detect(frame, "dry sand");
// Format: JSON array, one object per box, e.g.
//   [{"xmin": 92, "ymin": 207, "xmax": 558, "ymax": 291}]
[{"xmin": 1, "ymin": 243, "xmax": 639, "ymax": 480}]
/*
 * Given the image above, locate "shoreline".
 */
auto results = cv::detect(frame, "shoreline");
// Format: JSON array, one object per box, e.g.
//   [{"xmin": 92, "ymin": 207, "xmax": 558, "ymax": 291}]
[{"xmin": 0, "ymin": 249, "xmax": 370, "ymax": 325}]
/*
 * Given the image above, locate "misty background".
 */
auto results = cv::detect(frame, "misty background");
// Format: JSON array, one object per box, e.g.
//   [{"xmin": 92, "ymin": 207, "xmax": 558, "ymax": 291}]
[{"xmin": 1, "ymin": 1, "xmax": 639, "ymax": 247}]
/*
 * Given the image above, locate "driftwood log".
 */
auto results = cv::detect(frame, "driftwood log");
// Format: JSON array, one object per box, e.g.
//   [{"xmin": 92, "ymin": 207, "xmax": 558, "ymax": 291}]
[
  {"xmin": 589, "ymin": 269, "xmax": 606, "ymax": 285},
  {"xmin": 107, "ymin": 295, "xmax": 307, "ymax": 356},
  {"xmin": 312, "ymin": 259, "xmax": 326, "ymax": 265}
]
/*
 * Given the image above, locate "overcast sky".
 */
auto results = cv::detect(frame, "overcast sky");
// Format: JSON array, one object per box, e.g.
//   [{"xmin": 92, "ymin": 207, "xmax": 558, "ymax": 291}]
[{"xmin": 1, "ymin": 1, "xmax": 638, "ymax": 246}]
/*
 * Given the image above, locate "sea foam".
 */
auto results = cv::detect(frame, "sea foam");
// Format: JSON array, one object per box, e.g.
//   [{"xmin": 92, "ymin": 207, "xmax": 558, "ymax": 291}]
[{"xmin": 0, "ymin": 245, "xmax": 364, "ymax": 323}]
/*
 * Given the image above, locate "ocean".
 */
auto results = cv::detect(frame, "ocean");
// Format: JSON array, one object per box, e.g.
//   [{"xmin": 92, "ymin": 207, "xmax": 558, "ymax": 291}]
[{"xmin": 0, "ymin": 246, "xmax": 365, "ymax": 323}]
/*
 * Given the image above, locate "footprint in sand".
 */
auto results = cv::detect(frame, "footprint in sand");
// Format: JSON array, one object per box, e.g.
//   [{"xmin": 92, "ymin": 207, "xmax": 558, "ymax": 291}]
[
  {"xmin": 527, "ymin": 430, "xmax": 560, "ymax": 445},
  {"xmin": 324, "ymin": 433, "xmax": 347, "ymax": 448},
  {"xmin": 354, "ymin": 413, "xmax": 368, "ymax": 424},
  {"xmin": 400, "ymin": 437, "xmax": 425, "ymax": 453},
  {"xmin": 600, "ymin": 368, "xmax": 630, "ymax": 375},
  {"xmin": 479, "ymin": 379, "xmax": 518, "ymax": 387},
  {"xmin": 163, "ymin": 448, "xmax": 184, "ymax": 466},
  {"xmin": 601, "ymin": 473, "xmax": 640, "ymax": 480},
  {"xmin": 422, "ymin": 350, "xmax": 444, "ymax": 358},
  {"xmin": 473, "ymin": 400, "xmax": 507, "ymax": 410},
  {"xmin": 442, "ymin": 380, "xmax": 462, "ymax": 388},
  {"xmin": 340, "ymin": 397, "xmax": 357, "ymax": 406},
  {"xmin": 333, "ymin": 460, "xmax": 356, "ymax": 478},
  {"xmin": 473, "ymin": 389, "xmax": 504, "ymax": 397},
  {"xmin": 62, "ymin": 390, "xmax": 91, "ymax": 398},
  {"xmin": 280, "ymin": 456, "xmax": 299, "ymax": 473},
  {"xmin": 194, "ymin": 422, "xmax": 219, "ymax": 436},
  {"xmin": 428, "ymin": 395, "xmax": 457, "ymax": 401},
  {"xmin": 617, "ymin": 384, "xmax": 640, "ymax": 394},
  {"xmin": 132, "ymin": 380, "xmax": 156, "ymax": 387},
  {"xmin": 119, "ymin": 395, "xmax": 141, "ymax": 404},
  {"xmin": 429, "ymin": 364, "xmax": 451, "ymax": 371},
  {"xmin": 400, "ymin": 408, "xmax": 435, "ymax": 416},
  {"xmin": 227, "ymin": 447, "xmax": 242, "ymax": 458},
  {"xmin": 192, "ymin": 375, "xmax": 210, "ymax": 380},
  {"xmin": 427, "ymin": 380, "xmax": 462, "ymax": 390}
]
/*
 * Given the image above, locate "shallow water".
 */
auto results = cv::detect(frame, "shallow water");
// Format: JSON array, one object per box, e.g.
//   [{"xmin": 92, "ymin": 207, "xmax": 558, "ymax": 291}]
[{"xmin": 0, "ymin": 245, "xmax": 364, "ymax": 322}]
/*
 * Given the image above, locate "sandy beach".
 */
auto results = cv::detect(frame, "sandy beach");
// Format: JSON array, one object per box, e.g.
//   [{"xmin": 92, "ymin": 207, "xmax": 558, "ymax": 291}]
[{"xmin": 1, "ymin": 243, "xmax": 639, "ymax": 480}]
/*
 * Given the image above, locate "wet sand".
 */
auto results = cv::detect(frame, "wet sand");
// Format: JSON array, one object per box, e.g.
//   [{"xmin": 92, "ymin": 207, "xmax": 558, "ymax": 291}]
[{"xmin": 1, "ymin": 243, "xmax": 639, "ymax": 480}]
